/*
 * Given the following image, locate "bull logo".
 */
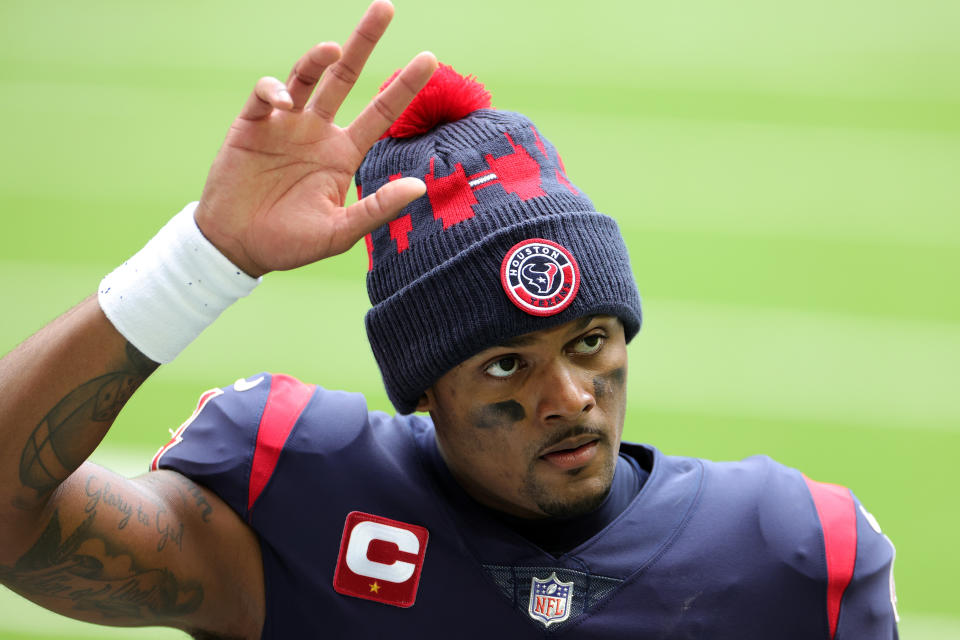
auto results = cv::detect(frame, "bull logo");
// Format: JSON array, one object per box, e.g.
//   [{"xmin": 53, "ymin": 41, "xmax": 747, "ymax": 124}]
[{"xmin": 520, "ymin": 261, "xmax": 560, "ymax": 295}]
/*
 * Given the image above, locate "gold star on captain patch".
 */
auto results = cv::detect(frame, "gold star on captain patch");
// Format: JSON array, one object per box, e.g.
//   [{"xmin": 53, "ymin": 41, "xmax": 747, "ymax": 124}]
[{"xmin": 369, "ymin": 582, "xmax": 380, "ymax": 593}]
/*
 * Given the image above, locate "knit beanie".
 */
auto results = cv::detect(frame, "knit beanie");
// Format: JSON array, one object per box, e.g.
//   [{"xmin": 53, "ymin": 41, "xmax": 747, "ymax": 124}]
[{"xmin": 358, "ymin": 65, "xmax": 642, "ymax": 414}]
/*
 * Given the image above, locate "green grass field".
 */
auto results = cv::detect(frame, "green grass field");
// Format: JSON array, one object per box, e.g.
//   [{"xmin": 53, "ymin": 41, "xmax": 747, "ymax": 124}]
[{"xmin": 1, "ymin": 0, "xmax": 958, "ymax": 637}]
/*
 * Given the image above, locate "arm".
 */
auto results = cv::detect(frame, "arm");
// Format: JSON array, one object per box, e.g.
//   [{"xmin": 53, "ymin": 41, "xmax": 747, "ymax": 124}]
[
  {"xmin": 0, "ymin": 302, "xmax": 260, "ymax": 635},
  {"xmin": 0, "ymin": 1, "xmax": 437, "ymax": 636}
]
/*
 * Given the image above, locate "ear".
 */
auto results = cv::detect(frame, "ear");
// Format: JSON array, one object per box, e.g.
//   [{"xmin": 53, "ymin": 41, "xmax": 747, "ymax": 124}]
[{"xmin": 415, "ymin": 389, "xmax": 433, "ymax": 413}]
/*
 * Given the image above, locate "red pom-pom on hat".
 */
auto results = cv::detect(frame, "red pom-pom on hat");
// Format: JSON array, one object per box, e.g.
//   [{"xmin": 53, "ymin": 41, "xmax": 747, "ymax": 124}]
[{"xmin": 380, "ymin": 63, "xmax": 492, "ymax": 139}]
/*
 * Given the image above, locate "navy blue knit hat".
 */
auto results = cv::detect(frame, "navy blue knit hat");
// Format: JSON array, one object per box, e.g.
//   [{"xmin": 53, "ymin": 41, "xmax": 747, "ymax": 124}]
[{"xmin": 358, "ymin": 65, "xmax": 642, "ymax": 414}]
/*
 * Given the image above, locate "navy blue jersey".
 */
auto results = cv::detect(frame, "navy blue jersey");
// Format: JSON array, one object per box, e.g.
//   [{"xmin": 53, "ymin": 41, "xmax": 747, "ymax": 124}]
[{"xmin": 152, "ymin": 373, "xmax": 898, "ymax": 638}]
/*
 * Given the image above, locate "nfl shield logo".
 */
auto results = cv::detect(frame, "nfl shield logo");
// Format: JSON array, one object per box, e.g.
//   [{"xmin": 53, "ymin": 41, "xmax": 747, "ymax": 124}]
[{"xmin": 528, "ymin": 572, "xmax": 574, "ymax": 627}]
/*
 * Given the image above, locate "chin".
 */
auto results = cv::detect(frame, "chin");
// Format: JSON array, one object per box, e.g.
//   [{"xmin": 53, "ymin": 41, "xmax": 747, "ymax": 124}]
[
  {"xmin": 535, "ymin": 484, "xmax": 611, "ymax": 519},
  {"xmin": 526, "ymin": 468, "xmax": 615, "ymax": 519}
]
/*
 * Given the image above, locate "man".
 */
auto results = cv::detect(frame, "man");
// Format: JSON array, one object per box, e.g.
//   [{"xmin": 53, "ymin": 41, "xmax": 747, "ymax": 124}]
[{"xmin": 0, "ymin": 1, "xmax": 898, "ymax": 638}]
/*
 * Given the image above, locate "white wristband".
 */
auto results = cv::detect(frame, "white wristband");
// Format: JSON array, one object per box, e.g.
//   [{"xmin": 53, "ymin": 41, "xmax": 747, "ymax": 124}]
[{"xmin": 98, "ymin": 202, "xmax": 260, "ymax": 363}]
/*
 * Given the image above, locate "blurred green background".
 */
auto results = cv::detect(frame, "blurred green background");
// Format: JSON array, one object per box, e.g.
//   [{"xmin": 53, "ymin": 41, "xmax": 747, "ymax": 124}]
[{"xmin": 1, "ymin": 0, "xmax": 957, "ymax": 637}]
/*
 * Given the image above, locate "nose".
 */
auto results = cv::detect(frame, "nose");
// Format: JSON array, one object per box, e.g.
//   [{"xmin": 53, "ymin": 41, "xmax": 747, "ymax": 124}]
[{"xmin": 536, "ymin": 359, "xmax": 595, "ymax": 424}]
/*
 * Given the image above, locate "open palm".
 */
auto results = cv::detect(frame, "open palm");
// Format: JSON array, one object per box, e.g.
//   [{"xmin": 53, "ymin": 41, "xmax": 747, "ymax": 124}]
[{"xmin": 194, "ymin": 1, "xmax": 436, "ymax": 277}]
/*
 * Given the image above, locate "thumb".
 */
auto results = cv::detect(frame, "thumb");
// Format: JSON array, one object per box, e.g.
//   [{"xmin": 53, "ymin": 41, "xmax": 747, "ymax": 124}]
[{"xmin": 347, "ymin": 177, "xmax": 427, "ymax": 236}]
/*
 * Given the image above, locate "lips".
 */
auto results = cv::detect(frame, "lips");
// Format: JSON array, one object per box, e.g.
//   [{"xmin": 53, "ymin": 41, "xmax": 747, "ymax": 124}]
[
  {"xmin": 539, "ymin": 435, "xmax": 601, "ymax": 471},
  {"xmin": 540, "ymin": 435, "xmax": 600, "ymax": 457}
]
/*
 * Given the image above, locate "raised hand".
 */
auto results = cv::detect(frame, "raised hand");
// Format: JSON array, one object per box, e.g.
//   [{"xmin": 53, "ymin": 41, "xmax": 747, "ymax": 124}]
[{"xmin": 194, "ymin": 0, "xmax": 437, "ymax": 277}]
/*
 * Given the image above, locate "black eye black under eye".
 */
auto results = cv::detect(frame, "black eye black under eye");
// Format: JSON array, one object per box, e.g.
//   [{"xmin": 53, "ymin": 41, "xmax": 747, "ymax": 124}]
[{"xmin": 497, "ymin": 357, "xmax": 517, "ymax": 371}]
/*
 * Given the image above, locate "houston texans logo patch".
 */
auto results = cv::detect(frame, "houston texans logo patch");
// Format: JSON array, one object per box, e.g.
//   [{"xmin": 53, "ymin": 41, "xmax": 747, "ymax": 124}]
[{"xmin": 501, "ymin": 239, "xmax": 580, "ymax": 316}]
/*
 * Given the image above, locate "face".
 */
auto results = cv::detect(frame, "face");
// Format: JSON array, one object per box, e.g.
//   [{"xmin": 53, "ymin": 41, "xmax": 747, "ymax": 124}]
[{"xmin": 418, "ymin": 315, "xmax": 628, "ymax": 520}]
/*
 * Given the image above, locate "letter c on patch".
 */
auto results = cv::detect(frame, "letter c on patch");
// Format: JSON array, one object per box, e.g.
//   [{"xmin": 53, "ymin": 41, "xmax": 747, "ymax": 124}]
[{"xmin": 345, "ymin": 520, "xmax": 419, "ymax": 583}]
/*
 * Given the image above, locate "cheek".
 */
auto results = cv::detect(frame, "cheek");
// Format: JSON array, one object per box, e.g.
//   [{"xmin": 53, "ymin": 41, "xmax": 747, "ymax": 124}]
[
  {"xmin": 438, "ymin": 412, "xmax": 527, "ymax": 485},
  {"xmin": 592, "ymin": 367, "xmax": 626, "ymax": 401},
  {"xmin": 468, "ymin": 400, "xmax": 526, "ymax": 430}
]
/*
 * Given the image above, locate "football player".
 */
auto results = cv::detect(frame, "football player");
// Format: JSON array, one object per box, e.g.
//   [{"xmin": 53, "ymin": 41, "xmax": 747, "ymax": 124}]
[{"xmin": 0, "ymin": 2, "xmax": 898, "ymax": 637}]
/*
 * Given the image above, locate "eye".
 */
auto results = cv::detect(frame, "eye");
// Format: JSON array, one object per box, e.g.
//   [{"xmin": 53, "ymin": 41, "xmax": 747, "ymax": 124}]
[
  {"xmin": 571, "ymin": 333, "xmax": 605, "ymax": 355},
  {"xmin": 485, "ymin": 356, "xmax": 522, "ymax": 379}
]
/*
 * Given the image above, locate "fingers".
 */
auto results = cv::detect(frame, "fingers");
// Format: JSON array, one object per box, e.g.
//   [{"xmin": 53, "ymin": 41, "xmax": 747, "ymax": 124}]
[
  {"xmin": 307, "ymin": 0, "xmax": 395, "ymax": 119},
  {"xmin": 285, "ymin": 42, "xmax": 342, "ymax": 110},
  {"xmin": 238, "ymin": 77, "xmax": 293, "ymax": 121},
  {"xmin": 347, "ymin": 51, "xmax": 437, "ymax": 152},
  {"xmin": 345, "ymin": 177, "xmax": 426, "ymax": 236}
]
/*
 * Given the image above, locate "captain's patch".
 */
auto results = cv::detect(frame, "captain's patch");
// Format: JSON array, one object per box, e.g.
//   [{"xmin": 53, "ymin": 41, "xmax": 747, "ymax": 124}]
[{"xmin": 333, "ymin": 511, "xmax": 429, "ymax": 608}]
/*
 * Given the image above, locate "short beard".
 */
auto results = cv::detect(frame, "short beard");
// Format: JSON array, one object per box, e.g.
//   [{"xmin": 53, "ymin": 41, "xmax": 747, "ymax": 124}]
[
  {"xmin": 521, "ymin": 439, "xmax": 617, "ymax": 519},
  {"xmin": 532, "ymin": 483, "xmax": 613, "ymax": 519}
]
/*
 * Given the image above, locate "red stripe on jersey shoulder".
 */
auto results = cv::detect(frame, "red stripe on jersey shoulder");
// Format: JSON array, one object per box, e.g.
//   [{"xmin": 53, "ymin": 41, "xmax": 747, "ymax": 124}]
[
  {"xmin": 247, "ymin": 374, "xmax": 316, "ymax": 516},
  {"xmin": 803, "ymin": 475, "xmax": 857, "ymax": 640},
  {"xmin": 150, "ymin": 388, "xmax": 224, "ymax": 471}
]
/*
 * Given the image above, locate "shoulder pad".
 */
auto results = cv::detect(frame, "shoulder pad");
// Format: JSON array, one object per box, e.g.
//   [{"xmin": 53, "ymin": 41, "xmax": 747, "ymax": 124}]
[{"xmin": 152, "ymin": 373, "xmax": 324, "ymax": 520}]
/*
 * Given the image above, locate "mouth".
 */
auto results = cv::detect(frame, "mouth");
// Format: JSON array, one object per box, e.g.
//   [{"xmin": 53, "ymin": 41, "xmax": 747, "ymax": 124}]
[{"xmin": 538, "ymin": 435, "xmax": 601, "ymax": 471}]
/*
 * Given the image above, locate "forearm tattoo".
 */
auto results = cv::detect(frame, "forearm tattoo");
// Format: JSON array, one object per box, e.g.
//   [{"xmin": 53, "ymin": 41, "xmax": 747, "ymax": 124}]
[{"xmin": 18, "ymin": 342, "xmax": 158, "ymax": 494}]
